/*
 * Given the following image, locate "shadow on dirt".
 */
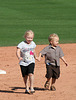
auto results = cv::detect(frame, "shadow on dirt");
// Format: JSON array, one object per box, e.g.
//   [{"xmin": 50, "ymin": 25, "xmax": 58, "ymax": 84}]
[{"xmin": 0, "ymin": 87, "xmax": 46, "ymax": 94}]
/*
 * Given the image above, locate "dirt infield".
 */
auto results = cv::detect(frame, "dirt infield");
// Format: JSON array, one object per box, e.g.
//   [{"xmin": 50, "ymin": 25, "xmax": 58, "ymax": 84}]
[{"xmin": 0, "ymin": 44, "xmax": 76, "ymax": 100}]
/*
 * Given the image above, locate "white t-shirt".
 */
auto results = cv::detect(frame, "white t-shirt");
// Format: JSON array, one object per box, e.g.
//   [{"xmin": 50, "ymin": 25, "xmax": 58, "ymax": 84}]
[{"xmin": 17, "ymin": 41, "xmax": 36, "ymax": 66}]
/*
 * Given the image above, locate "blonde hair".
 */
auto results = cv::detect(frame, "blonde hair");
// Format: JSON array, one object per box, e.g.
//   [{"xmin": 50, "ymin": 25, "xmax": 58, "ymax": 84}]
[
  {"xmin": 24, "ymin": 30, "xmax": 34, "ymax": 38},
  {"xmin": 48, "ymin": 33, "xmax": 59, "ymax": 42}
]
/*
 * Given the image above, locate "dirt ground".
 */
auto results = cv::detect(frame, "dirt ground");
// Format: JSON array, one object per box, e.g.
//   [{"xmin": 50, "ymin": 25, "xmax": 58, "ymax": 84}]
[{"xmin": 0, "ymin": 44, "xmax": 76, "ymax": 100}]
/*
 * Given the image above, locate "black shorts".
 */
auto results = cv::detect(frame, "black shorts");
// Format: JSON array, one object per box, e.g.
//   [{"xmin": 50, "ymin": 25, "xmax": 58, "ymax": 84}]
[
  {"xmin": 45, "ymin": 65, "xmax": 60, "ymax": 79},
  {"xmin": 20, "ymin": 63, "xmax": 35, "ymax": 77}
]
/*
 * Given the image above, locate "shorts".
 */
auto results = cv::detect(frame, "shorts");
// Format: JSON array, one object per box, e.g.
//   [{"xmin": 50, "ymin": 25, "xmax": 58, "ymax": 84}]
[
  {"xmin": 20, "ymin": 63, "xmax": 35, "ymax": 77},
  {"xmin": 45, "ymin": 65, "xmax": 60, "ymax": 79}
]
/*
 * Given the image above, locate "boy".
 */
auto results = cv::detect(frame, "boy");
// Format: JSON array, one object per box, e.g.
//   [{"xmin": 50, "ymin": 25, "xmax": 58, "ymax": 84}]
[{"xmin": 38, "ymin": 33, "xmax": 68, "ymax": 91}]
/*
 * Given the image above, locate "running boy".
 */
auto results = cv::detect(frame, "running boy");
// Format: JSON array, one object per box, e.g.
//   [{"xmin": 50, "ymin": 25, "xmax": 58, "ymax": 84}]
[
  {"xmin": 16, "ymin": 30, "xmax": 37, "ymax": 94},
  {"xmin": 38, "ymin": 33, "xmax": 68, "ymax": 91}
]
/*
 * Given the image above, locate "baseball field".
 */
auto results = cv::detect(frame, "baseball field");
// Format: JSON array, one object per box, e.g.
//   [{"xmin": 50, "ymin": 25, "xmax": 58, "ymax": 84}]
[{"xmin": 0, "ymin": 0, "xmax": 76, "ymax": 100}]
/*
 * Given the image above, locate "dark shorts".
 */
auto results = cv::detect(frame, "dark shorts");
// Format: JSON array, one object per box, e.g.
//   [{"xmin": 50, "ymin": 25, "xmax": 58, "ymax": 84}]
[
  {"xmin": 20, "ymin": 63, "xmax": 35, "ymax": 77},
  {"xmin": 45, "ymin": 65, "xmax": 60, "ymax": 79}
]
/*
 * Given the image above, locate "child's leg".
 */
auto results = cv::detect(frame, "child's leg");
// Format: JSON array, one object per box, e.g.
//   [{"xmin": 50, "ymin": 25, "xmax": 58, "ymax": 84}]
[
  {"xmin": 29, "ymin": 73, "xmax": 34, "ymax": 91},
  {"xmin": 50, "ymin": 78, "xmax": 56, "ymax": 91},
  {"xmin": 47, "ymin": 78, "xmax": 50, "ymax": 82},
  {"xmin": 44, "ymin": 78, "xmax": 51, "ymax": 89},
  {"xmin": 51, "ymin": 78, "xmax": 56, "ymax": 86},
  {"xmin": 23, "ymin": 75, "xmax": 29, "ymax": 90}
]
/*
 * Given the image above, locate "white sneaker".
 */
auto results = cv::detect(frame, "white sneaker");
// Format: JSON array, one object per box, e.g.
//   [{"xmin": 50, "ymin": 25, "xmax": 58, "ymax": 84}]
[{"xmin": 30, "ymin": 89, "xmax": 35, "ymax": 94}]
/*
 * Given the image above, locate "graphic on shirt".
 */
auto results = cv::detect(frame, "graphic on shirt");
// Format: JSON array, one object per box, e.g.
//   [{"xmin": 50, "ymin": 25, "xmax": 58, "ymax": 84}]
[
  {"xmin": 23, "ymin": 51, "xmax": 34, "ymax": 62},
  {"xmin": 17, "ymin": 41, "xmax": 36, "ymax": 66}
]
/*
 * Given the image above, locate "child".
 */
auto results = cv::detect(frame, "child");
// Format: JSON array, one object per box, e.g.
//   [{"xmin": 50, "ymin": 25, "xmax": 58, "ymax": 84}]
[
  {"xmin": 16, "ymin": 30, "xmax": 37, "ymax": 94},
  {"xmin": 38, "ymin": 33, "xmax": 68, "ymax": 91}
]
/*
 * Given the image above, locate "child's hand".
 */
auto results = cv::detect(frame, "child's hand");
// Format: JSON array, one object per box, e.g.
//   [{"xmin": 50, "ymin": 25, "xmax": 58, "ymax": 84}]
[
  {"xmin": 60, "ymin": 57, "xmax": 68, "ymax": 67},
  {"xmin": 19, "ymin": 57, "xmax": 23, "ymax": 61},
  {"xmin": 65, "ymin": 62, "xmax": 68, "ymax": 67},
  {"xmin": 35, "ymin": 57, "xmax": 40, "ymax": 61}
]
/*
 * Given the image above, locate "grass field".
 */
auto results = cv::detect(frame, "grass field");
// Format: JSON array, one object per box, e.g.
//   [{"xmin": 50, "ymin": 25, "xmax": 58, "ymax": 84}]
[{"xmin": 0, "ymin": 0, "xmax": 76, "ymax": 46}]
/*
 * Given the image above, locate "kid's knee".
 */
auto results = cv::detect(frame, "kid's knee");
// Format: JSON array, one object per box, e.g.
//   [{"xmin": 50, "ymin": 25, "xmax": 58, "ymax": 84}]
[{"xmin": 28, "ymin": 73, "xmax": 33, "ymax": 76}]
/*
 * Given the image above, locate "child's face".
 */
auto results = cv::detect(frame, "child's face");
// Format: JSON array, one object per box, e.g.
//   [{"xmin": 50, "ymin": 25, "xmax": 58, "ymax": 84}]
[
  {"xmin": 50, "ymin": 37, "xmax": 59, "ymax": 47},
  {"xmin": 25, "ymin": 34, "xmax": 34, "ymax": 44}
]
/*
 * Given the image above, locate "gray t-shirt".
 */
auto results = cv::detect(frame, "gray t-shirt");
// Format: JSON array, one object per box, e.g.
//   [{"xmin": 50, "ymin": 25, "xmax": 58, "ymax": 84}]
[
  {"xmin": 40, "ymin": 45, "xmax": 64, "ymax": 66},
  {"xmin": 17, "ymin": 41, "xmax": 36, "ymax": 66}
]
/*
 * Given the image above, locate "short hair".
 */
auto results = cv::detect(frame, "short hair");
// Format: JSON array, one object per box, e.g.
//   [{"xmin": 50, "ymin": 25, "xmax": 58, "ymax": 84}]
[
  {"xmin": 24, "ymin": 30, "xmax": 34, "ymax": 38},
  {"xmin": 48, "ymin": 33, "xmax": 59, "ymax": 42}
]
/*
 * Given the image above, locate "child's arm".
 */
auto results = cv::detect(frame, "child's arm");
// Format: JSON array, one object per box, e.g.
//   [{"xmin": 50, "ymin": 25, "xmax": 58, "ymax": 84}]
[
  {"xmin": 33, "ymin": 49, "xmax": 37, "ymax": 59},
  {"xmin": 33, "ymin": 49, "xmax": 39, "ymax": 61},
  {"xmin": 16, "ymin": 47, "xmax": 23, "ymax": 61},
  {"xmin": 60, "ymin": 57, "xmax": 68, "ymax": 66},
  {"xmin": 33, "ymin": 49, "xmax": 42, "ymax": 61},
  {"xmin": 37, "ymin": 53, "xmax": 42, "ymax": 61},
  {"xmin": 37, "ymin": 53, "xmax": 41, "ymax": 61}
]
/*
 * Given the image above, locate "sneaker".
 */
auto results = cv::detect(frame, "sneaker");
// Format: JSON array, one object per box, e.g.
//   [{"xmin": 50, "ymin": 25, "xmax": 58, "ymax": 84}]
[
  {"xmin": 44, "ymin": 81, "xmax": 50, "ymax": 89},
  {"xmin": 30, "ymin": 89, "xmax": 35, "ymax": 94},
  {"xmin": 25, "ymin": 90, "xmax": 30, "ymax": 94},
  {"xmin": 50, "ymin": 86, "xmax": 56, "ymax": 91}
]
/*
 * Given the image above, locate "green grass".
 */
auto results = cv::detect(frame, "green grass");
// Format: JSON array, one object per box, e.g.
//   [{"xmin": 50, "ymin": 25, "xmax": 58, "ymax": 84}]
[{"xmin": 0, "ymin": 0, "xmax": 76, "ymax": 46}]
